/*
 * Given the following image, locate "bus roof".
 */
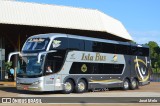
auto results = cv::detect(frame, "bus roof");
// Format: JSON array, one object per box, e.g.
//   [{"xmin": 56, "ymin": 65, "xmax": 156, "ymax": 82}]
[{"xmin": 28, "ymin": 33, "xmax": 148, "ymax": 48}]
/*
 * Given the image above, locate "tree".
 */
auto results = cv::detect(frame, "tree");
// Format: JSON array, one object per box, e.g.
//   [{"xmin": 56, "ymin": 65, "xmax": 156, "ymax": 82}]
[
  {"xmin": 5, "ymin": 61, "xmax": 12, "ymax": 73},
  {"xmin": 146, "ymin": 41, "xmax": 160, "ymax": 73}
]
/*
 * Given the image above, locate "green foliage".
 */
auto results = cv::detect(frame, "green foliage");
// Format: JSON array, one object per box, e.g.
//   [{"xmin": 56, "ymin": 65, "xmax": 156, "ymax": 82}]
[
  {"xmin": 5, "ymin": 62, "xmax": 12, "ymax": 73},
  {"xmin": 130, "ymin": 41, "xmax": 137, "ymax": 44},
  {"xmin": 146, "ymin": 41, "xmax": 160, "ymax": 73}
]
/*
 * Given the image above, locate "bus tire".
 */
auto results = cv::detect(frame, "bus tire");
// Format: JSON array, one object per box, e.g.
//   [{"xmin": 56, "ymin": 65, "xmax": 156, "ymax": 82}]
[
  {"xmin": 75, "ymin": 79, "xmax": 87, "ymax": 93},
  {"xmin": 130, "ymin": 79, "xmax": 139, "ymax": 90},
  {"xmin": 122, "ymin": 79, "xmax": 130, "ymax": 90},
  {"xmin": 62, "ymin": 79, "xmax": 74, "ymax": 94}
]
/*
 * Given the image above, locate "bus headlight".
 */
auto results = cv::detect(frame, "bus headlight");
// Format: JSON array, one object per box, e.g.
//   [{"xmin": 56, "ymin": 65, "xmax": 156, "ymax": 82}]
[
  {"xmin": 33, "ymin": 80, "xmax": 42, "ymax": 85},
  {"xmin": 16, "ymin": 80, "xmax": 19, "ymax": 84}
]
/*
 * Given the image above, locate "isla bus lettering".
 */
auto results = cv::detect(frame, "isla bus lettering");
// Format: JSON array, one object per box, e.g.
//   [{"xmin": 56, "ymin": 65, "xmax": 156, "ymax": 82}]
[{"xmin": 81, "ymin": 53, "xmax": 106, "ymax": 61}]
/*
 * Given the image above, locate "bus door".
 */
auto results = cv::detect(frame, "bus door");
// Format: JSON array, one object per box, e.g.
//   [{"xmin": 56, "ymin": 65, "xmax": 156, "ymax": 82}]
[
  {"xmin": 44, "ymin": 52, "xmax": 64, "ymax": 91},
  {"xmin": 54, "ymin": 74, "xmax": 62, "ymax": 90},
  {"xmin": 44, "ymin": 53, "xmax": 55, "ymax": 91},
  {"xmin": 44, "ymin": 69, "xmax": 55, "ymax": 91},
  {"xmin": 44, "ymin": 60, "xmax": 62, "ymax": 91}
]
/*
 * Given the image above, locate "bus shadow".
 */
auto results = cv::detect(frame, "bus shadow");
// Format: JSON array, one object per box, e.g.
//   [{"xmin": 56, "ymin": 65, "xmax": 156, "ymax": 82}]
[
  {"xmin": 0, "ymin": 86, "xmax": 124, "ymax": 96},
  {"xmin": 0, "ymin": 86, "xmax": 62, "ymax": 95}
]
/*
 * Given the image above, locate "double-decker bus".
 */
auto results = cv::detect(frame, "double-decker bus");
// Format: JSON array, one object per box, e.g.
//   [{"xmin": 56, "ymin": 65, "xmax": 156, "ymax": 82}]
[{"xmin": 8, "ymin": 33, "xmax": 151, "ymax": 93}]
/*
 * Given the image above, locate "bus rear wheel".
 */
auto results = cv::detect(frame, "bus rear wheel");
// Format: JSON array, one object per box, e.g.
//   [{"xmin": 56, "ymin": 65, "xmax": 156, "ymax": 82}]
[
  {"xmin": 63, "ymin": 79, "xmax": 74, "ymax": 94},
  {"xmin": 130, "ymin": 79, "xmax": 139, "ymax": 90},
  {"xmin": 75, "ymin": 79, "xmax": 87, "ymax": 93},
  {"xmin": 122, "ymin": 79, "xmax": 130, "ymax": 90}
]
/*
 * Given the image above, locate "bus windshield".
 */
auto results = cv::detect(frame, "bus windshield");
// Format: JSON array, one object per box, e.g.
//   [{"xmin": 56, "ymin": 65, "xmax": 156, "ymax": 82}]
[
  {"xmin": 23, "ymin": 38, "xmax": 50, "ymax": 52},
  {"xmin": 17, "ymin": 56, "xmax": 44, "ymax": 77}
]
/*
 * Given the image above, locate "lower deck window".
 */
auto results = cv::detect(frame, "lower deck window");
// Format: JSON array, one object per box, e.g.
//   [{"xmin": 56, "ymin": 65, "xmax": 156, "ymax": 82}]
[{"xmin": 69, "ymin": 62, "xmax": 124, "ymax": 74}]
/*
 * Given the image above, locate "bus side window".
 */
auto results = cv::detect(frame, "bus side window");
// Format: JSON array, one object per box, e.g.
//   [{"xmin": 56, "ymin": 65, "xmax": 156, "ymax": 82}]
[
  {"xmin": 131, "ymin": 46, "xmax": 138, "ymax": 55},
  {"xmin": 142, "ymin": 48, "xmax": 149, "ymax": 56},
  {"xmin": 113, "ymin": 64, "xmax": 124, "ymax": 74},
  {"xmin": 131, "ymin": 46, "xmax": 148, "ymax": 56},
  {"xmin": 68, "ymin": 38, "xmax": 84, "ymax": 51},
  {"xmin": 102, "ymin": 64, "xmax": 124, "ymax": 74},
  {"xmin": 50, "ymin": 37, "xmax": 68, "ymax": 50},
  {"xmin": 45, "ymin": 52, "xmax": 64, "ymax": 75},
  {"xmin": 135, "ymin": 47, "xmax": 149, "ymax": 56},
  {"xmin": 85, "ymin": 40, "xmax": 93, "ymax": 52},
  {"xmin": 103, "ymin": 43, "xmax": 116, "ymax": 54},
  {"xmin": 138, "ymin": 48, "xmax": 143, "ymax": 56},
  {"xmin": 44, "ymin": 53, "xmax": 54, "ymax": 75},
  {"xmin": 115, "ymin": 44, "xmax": 129, "ymax": 55},
  {"xmin": 92, "ymin": 41, "xmax": 103, "ymax": 52}
]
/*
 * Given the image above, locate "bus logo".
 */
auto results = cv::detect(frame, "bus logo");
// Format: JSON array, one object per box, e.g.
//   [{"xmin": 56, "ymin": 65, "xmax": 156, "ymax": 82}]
[
  {"xmin": 52, "ymin": 40, "xmax": 61, "ymax": 48},
  {"xmin": 112, "ymin": 54, "xmax": 118, "ymax": 62},
  {"xmin": 81, "ymin": 64, "xmax": 87, "ymax": 72},
  {"xmin": 70, "ymin": 53, "xmax": 75, "ymax": 59}
]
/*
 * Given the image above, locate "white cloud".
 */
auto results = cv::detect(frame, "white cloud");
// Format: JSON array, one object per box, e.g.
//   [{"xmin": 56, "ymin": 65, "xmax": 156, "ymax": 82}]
[{"xmin": 129, "ymin": 30, "xmax": 160, "ymax": 45}]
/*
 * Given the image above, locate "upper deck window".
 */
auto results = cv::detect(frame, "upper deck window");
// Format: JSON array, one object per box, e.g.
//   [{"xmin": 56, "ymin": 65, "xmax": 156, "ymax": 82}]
[
  {"xmin": 68, "ymin": 38, "xmax": 84, "ymax": 51},
  {"xmin": 23, "ymin": 38, "xmax": 50, "ymax": 52},
  {"xmin": 50, "ymin": 37, "xmax": 68, "ymax": 50}
]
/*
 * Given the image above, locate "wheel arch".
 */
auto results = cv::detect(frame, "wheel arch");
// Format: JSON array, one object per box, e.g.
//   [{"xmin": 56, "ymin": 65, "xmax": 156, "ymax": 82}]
[
  {"xmin": 133, "ymin": 77, "xmax": 139, "ymax": 83},
  {"xmin": 64, "ymin": 77, "xmax": 76, "ymax": 86},
  {"xmin": 131, "ymin": 77, "xmax": 139, "ymax": 85},
  {"xmin": 123, "ymin": 77, "xmax": 131, "ymax": 83}
]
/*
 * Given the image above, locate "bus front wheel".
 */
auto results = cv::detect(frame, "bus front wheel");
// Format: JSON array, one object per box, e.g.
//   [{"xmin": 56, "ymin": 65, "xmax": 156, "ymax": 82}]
[
  {"xmin": 63, "ymin": 79, "xmax": 74, "ymax": 94},
  {"xmin": 75, "ymin": 79, "xmax": 87, "ymax": 93}
]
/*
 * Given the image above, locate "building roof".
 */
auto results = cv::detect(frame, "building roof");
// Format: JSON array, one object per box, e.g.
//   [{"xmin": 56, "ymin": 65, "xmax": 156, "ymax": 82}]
[{"xmin": 0, "ymin": 0, "xmax": 132, "ymax": 41}]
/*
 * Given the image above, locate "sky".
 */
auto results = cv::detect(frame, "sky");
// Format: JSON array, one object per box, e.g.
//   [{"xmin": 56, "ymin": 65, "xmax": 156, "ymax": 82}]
[{"xmin": 19, "ymin": 0, "xmax": 160, "ymax": 45}]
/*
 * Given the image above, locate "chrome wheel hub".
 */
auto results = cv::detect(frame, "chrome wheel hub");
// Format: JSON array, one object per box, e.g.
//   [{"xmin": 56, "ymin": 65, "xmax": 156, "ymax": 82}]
[
  {"xmin": 132, "ymin": 80, "xmax": 137, "ymax": 88},
  {"xmin": 64, "ymin": 82, "xmax": 72, "ymax": 91},
  {"xmin": 78, "ymin": 82, "xmax": 85, "ymax": 91},
  {"xmin": 124, "ymin": 81, "xmax": 129, "ymax": 89}
]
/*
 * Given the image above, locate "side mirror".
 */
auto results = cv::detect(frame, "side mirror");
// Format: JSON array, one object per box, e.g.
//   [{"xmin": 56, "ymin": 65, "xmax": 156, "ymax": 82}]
[{"xmin": 8, "ymin": 52, "xmax": 21, "ymax": 62}]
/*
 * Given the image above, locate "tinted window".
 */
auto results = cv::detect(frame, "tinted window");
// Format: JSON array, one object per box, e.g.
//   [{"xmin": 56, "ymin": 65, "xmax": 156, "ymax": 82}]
[
  {"xmin": 50, "ymin": 37, "xmax": 68, "ymax": 50},
  {"xmin": 69, "ymin": 62, "xmax": 93, "ymax": 74},
  {"xmin": 142, "ymin": 48, "xmax": 149, "ymax": 56},
  {"xmin": 93, "ymin": 41, "xmax": 103, "ymax": 52},
  {"xmin": 44, "ymin": 51, "xmax": 65, "ymax": 75},
  {"xmin": 69, "ymin": 38, "xmax": 84, "ymax": 51},
  {"xmin": 131, "ymin": 46, "xmax": 149, "ymax": 56},
  {"xmin": 69, "ymin": 62, "xmax": 124, "ymax": 74},
  {"xmin": 115, "ymin": 44, "xmax": 130, "ymax": 55},
  {"xmin": 131, "ymin": 46, "xmax": 138, "ymax": 55},
  {"xmin": 100, "ymin": 64, "xmax": 124, "ymax": 74},
  {"xmin": 103, "ymin": 43, "xmax": 116, "ymax": 54},
  {"xmin": 85, "ymin": 40, "xmax": 93, "ymax": 51}
]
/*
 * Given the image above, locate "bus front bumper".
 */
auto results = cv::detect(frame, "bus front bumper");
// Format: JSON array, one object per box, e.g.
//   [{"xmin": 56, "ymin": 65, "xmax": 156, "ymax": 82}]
[{"xmin": 16, "ymin": 84, "xmax": 43, "ymax": 91}]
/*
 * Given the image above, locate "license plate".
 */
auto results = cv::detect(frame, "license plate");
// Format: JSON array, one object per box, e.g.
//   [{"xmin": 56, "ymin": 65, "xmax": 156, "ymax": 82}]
[{"xmin": 23, "ymin": 86, "xmax": 28, "ymax": 90}]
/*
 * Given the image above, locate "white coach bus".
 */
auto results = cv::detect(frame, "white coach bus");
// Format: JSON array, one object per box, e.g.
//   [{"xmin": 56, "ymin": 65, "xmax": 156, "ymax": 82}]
[{"xmin": 8, "ymin": 33, "xmax": 151, "ymax": 93}]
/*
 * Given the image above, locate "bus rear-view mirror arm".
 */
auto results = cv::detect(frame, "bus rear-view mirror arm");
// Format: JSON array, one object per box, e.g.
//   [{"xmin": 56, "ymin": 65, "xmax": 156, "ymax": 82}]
[
  {"xmin": 8, "ymin": 52, "xmax": 21, "ymax": 62},
  {"xmin": 37, "ymin": 50, "xmax": 57, "ymax": 63}
]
